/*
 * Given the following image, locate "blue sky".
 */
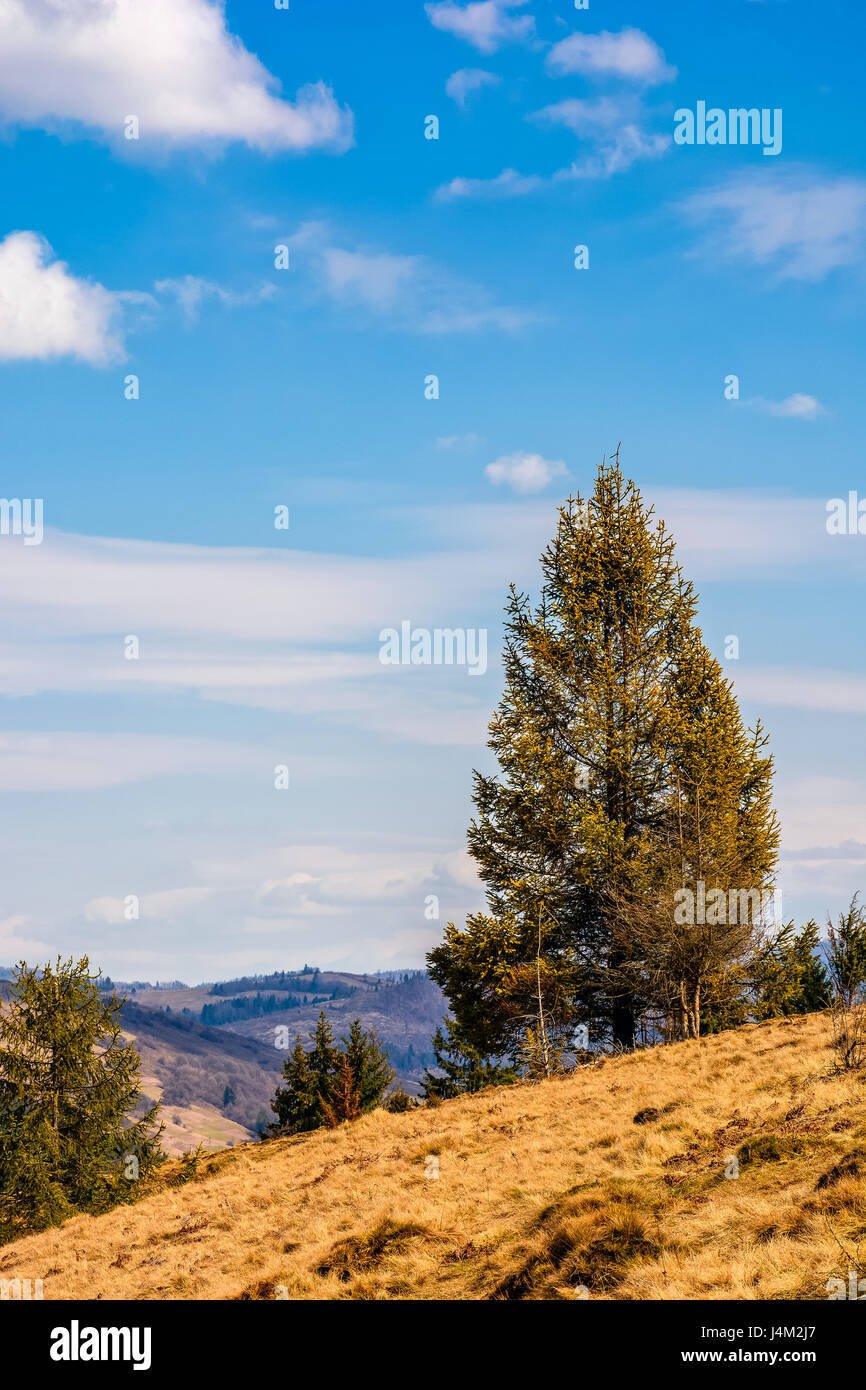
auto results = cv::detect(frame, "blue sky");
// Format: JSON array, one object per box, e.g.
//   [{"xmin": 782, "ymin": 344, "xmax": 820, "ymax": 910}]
[{"xmin": 0, "ymin": 0, "xmax": 865, "ymax": 981}]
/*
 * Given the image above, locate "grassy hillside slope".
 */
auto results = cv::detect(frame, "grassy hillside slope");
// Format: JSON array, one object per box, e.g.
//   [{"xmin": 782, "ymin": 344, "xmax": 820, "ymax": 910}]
[{"xmin": 2, "ymin": 1011, "xmax": 864, "ymax": 1301}]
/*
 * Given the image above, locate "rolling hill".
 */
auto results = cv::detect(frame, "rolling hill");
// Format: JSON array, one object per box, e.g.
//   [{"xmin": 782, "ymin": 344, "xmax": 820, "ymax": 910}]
[
  {"xmin": 121, "ymin": 970, "xmax": 445, "ymax": 1140},
  {"xmin": 2, "ymin": 1010, "xmax": 863, "ymax": 1301},
  {"xmin": 2, "ymin": 969, "xmax": 447, "ymax": 1154}
]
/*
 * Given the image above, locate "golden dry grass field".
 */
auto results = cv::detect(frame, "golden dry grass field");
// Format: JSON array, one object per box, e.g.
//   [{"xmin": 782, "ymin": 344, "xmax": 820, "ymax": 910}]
[{"xmin": 1, "ymin": 1011, "xmax": 864, "ymax": 1301}]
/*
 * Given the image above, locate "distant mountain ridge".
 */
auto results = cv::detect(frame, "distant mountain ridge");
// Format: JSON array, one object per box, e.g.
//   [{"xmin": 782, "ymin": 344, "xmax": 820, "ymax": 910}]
[
  {"xmin": 1, "ymin": 966, "xmax": 446, "ymax": 1152},
  {"xmin": 115, "ymin": 968, "xmax": 446, "ymax": 1147}
]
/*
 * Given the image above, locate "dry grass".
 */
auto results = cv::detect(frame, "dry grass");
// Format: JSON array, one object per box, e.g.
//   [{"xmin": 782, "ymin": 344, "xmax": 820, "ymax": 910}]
[{"xmin": 2, "ymin": 1011, "xmax": 865, "ymax": 1301}]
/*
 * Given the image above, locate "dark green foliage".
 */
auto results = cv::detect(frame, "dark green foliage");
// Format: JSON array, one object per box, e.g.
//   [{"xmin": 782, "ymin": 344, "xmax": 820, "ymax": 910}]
[
  {"xmin": 201, "ymin": 993, "xmax": 290, "ymax": 1025},
  {"xmin": 422, "ymin": 1020, "xmax": 517, "ymax": 1100},
  {"xmin": 169, "ymin": 1142, "xmax": 204, "ymax": 1187},
  {"xmin": 826, "ymin": 896, "xmax": 866, "ymax": 1007},
  {"xmin": 209, "ymin": 970, "xmax": 312, "ymax": 997},
  {"xmin": 0, "ymin": 957, "xmax": 164, "ymax": 1243},
  {"xmin": 342, "ymin": 1018, "xmax": 394, "ymax": 1112},
  {"xmin": 752, "ymin": 921, "xmax": 831, "ymax": 1020},
  {"xmin": 222, "ymin": 1084, "xmax": 236, "ymax": 1108},
  {"xmin": 384, "ymin": 1087, "xmax": 417, "ymax": 1113},
  {"xmin": 270, "ymin": 1013, "xmax": 393, "ymax": 1134},
  {"xmin": 271, "ymin": 1035, "xmax": 320, "ymax": 1135}
]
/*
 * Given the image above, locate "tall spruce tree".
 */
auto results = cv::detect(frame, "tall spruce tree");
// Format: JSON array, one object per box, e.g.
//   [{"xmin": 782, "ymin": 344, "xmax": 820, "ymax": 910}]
[
  {"xmin": 608, "ymin": 627, "xmax": 779, "ymax": 1037},
  {"xmin": 428, "ymin": 454, "xmax": 779, "ymax": 1053},
  {"xmin": 341, "ymin": 1019, "xmax": 394, "ymax": 1112},
  {"xmin": 270, "ymin": 1035, "xmax": 320, "ymax": 1134},
  {"xmin": 0, "ymin": 957, "xmax": 163, "ymax": 1241}
]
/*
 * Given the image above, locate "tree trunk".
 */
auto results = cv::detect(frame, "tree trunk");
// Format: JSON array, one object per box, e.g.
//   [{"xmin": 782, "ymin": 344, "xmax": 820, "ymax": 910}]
[
  {"xmin": 679, "ymin": 979, "xmax": 700, "ymax": 1039},
  {"xmin": 612, "ymin": 993, "xmax": 635, "ymax": 1048}
]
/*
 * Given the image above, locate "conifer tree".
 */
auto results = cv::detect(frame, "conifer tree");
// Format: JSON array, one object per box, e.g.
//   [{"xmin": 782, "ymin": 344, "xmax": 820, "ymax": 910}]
[
  {"xmin": 0, "ymin": 956, "xmax": 163, "ymax": 1241},
  {"xmin": 341, "ymin": 1019, "xmax": 393, "ymax": 1112},
  {"xmin": 422, "ymin": 1020, "xmax": 517, "ymax": 1099},
  {"xmin": 270, "ymin": 1014, "xmax": 391, "ymax": 1133},
  {"xmin": 429, "ymin": 454, "xmax": 779, "ymax": 1051},
  {"xmin": 609, "ymin": 629, "xmax": 779, "ymax": 1037},
  {"xmin": 321, "ymin": 1056, "xmax": 362, "ymax": 1127},
  {"xmin": 826, "ymin": 896, "xmax": 866, "ymax": 1008},
  {"xmin": 751, "ymin": 920, "xmax": 831, "ymax": 1020},
  {"xmin": 309, "ymin": 1010, "xmax": 339, "ymax": 1112},
  {"xmin": 271, "ymin": 1031, "xmax": 324, "ymax": 1134}
]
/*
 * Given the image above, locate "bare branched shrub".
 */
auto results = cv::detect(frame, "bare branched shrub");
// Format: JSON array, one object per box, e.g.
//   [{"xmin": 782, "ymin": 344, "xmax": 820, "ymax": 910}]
[{"xmin": 829, "ymin": 993, "xmax": 866, "ymax": 1072}]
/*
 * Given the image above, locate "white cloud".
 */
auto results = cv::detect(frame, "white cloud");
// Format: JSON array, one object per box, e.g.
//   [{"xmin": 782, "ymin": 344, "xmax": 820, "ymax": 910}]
[
  {"xmin": 436, "ymin": 432, "xmax": 486, "ymax": 450},
  {"xmin": 679, "ymin": 170, "xmax": 866, "ymax": 282},
  {"xmin": 0, "ymin": 732, "xmax": 259, "ymax": 791},
  {"xmin": 208, "ymin": 843, "xmax": 483, "ymax": 920},
  {"xmin": 154, "ymin": 275, "xmax": 278, "ymax": 322},
  {"xmin": 0, "ymin": 914, "xmax": 51, "ymax": 958},
  {"xmin": 288, "ymin": 221, "xmax": 539, "ymax": 333},
  {"xmin": 0, "ymin": 231, "xmax": 130, "ymax": 364},
  {"xmin": 436, "ymin": 167, "xmax": 544, "ymax": 201},
  {"xmin": 425, "ymin": 0, "xmax": 534, "ymax": 54},
  {"xmin": 0, "ymin": 528, "xmax": 491, "ymax": 645},
  {"xmin": 774, "ymin": 777, "xmax": 866, "ymax": 906},
  {"xmin": 733, "ymin": 667, "xmax": 866, "ymax": 717},
  {"xmin": 546, "ymin": 28, "xmax": 676, "ymax": 84},
  {"xmin": 778, "ymin": 778, "xmax": 866, "ymax": 855},
  {"xmin": 749, "ymin": 393, "xmax": 827, "ymax": 420},
  {"xmin": 318, "ymin": 246, "xmax": 422, "ymax": 312},
  {"xmin": 645, "ymin": 488, "xmax": 844, "ymax": 580},
  {"xmin": 555, "ymin": 126, "xmax": 669, "ymax": 179},
  {"xmin": 445, "ymin": 67, "xmax": 501, "ymax": 107},
  {"xmin": 0, "ymin": 0, "xmax": 353, "ymax": 153},
  {"xmin": 85, "ymin": 886, "xmax": 214, "ymax": 925},
  {"xmin": 1, "ymin": 488, "xmax": 861, "ymax": 752},
  {"xmin": 426, "ymin": 486, "xmax": 861, "ymax": 582},
  {"xmin": 438, "ymin": 94, "xmax": 669, "ymax": 199},
  {"xmin": 530, "ymin": 96, "xmax": 670, "ymax": 173},
  {"xmin": 485, "ymin": 450, "xmax": 568, "ymax": 493},
  {"xmin": 531, "ymin": 95, "xmax": 636, "ymax": 135},
  {"xmin": 0, "ymin": 529, "xmax": 504, "ymax": 744}
]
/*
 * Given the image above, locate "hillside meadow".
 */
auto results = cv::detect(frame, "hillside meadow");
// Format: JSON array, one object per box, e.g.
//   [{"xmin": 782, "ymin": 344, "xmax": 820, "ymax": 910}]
[{"xmin": 1, "ymin": 1010, "xmax": 863, "ymax": 1302}]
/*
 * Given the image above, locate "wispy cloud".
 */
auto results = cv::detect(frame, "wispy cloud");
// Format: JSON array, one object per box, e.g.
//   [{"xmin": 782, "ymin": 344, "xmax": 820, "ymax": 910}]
[
  {"xmin": 746, "ymin": 393, "xmax": 827, "ymax": 420},
  {"xmin": 0, "ymin": 732, "xmax": 259, "ymax": 792},
  {"xmin": 425, "ymin": 0, "xmax": 535, "ymax": 54},
  {"xmin": 437, "ymin": 432, "xmax": 486, "ymax": 450},
  {"xmin": 288, "ymin": 221, "xmax": 540, "ymax": 333},
  {"xmin": 154, "ymin": 275, "xmax": 278, "ymax": 322},
  {"xmin": 774, "ymin": 777, "xmax": 866, "ymax": 905},
  {"xmin": 0, "ymin": 0, "xmax": 353, "ymax": 154},
  {"xmin": 679, "ymin": 169, "xmax": 866, "ymax": 282},
  {"xmin": 546, "ymin": 28, "xmax": 676, "ymax": 84},
  {"xmin": 86, "ymin": 886, "xmax": 215, "ymax": 925},
  {"xmin": 733, "ymin": 668, "xmax": 866, "ymax": 717},
  {"xmin": 0, "ymin": 914, "xmax": 50, "ymax": 958},
  {"xmin": 445, "ymin": 67, "xmax": 501, "ymax": 107},
  {"xmin": 436, "ymin": 167, "xmax": 544, "ymax": 201},
  {"xmin": 437, "ymin": 90, "xmax": 670, "ymax": 200}
]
